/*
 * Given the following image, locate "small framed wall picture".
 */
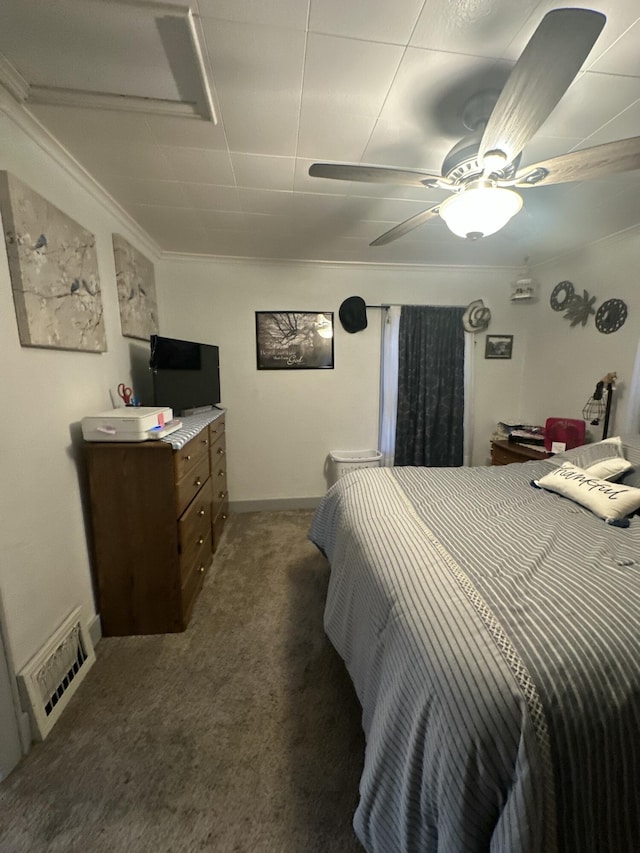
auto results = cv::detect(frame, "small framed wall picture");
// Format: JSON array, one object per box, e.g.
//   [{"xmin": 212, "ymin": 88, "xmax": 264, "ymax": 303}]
[
  {"xmin": 255, "ymin": 311, "xmax": 334, "ymax": 369},
  {"xmin": 485, "ymin": 334, "xmax": 513, "ymax": 359}
]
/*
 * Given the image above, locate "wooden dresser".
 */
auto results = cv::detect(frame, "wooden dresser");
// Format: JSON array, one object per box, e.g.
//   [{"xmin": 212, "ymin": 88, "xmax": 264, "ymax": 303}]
[
  {"xmin": 490, "ymin": 439, "xmax": 552, "ymax": 465},
  {"xmin": 85, "ymin": 410, "xmax": 228, "ymax": 636}
]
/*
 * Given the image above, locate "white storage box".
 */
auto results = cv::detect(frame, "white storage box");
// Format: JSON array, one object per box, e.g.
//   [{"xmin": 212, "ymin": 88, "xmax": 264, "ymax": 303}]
[
  {"xmin": 329, "ymin": 449, "xmax": 383, "ymax": 484},
  {"xmin": 82, "ymin": 407, "xmax": 177, "ymax": 442}
]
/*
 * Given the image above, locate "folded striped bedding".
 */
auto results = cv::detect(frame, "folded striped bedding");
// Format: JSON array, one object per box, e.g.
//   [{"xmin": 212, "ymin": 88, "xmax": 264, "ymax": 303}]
[{"xmin": 308, "ymin": 456, "xmax": 640, "ymax": 853}]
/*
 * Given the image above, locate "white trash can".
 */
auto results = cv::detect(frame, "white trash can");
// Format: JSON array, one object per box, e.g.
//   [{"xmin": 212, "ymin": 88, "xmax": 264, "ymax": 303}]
[{"xmin": 329, "ymin": 449, "xmax": 383, "ymax": 485}]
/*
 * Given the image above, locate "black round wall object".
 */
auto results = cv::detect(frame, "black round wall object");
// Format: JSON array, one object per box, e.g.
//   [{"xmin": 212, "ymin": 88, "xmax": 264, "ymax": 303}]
[
  {"xmin": 550, "ymin": 280, "xmax": 574, "ymax": 311},
  {"xmin": 595, "ymin": 298, "xmax": 627, "ymax": 334},
  {"xmin": 339, "ymin": 296, "xmax": 368, "ymax": 333}
]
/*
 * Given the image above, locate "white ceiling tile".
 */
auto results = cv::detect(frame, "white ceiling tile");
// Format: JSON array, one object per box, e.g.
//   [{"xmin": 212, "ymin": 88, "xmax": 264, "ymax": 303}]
[
  {"xmin": 198, "ymin": 0, "xmax": 310, "ymax": 30},
  {"xmin": 517, "ymin": 135, "xmax": 583, "ymax": 170},
  {"xmin": 182, "ymin": 183, "xmax": 242, "ymax": 211},
  {"xmin": 128, "ymin": 205, "xmax": 205, "ymax": 249},
  {"xmin": 197, "ymin": 210, "xmax": 248, "ymax": 230},
  {"xmin": 68, "ymin": 141, "xmax": 174, "ymax": 182},
  {"xmin": 297, "ymin": 111, "xmax": 378, "ymax": 162},
  {"xmin": 159, "ymin": 147, "xmax": 235, "ymax": 184},
  {"xmin": 309, "ymin": 0, "xmax": 425, "ymax": 45},
  {"xmin": 506, "ymin": 2, "xmax": 640, "ymax": 69},
  {"xmin": 143, "ymin": 115, "xmax": 227, "ymax": 150},
  {"xmin": 238, "ymin": 188, "xmax": 294, "ymax": 215},
  {"xmin": 577, "ymin": 98, "xmax": 640, "ymax": 149},
  {"xmin": 100, "ymin": 176, "xmax": 188, "ymax": 208},
  {"xmin": 354, "ymin": 195, "xmax": 439, "ymax": 223},
  {"xmin": 301, "ymin": 34, "xmax": 404, "ymax": 118},
  {"xmin": 536, "ymin": 71, "xmax": 640, "ymax": 140},
  {"xmin": 411, "ymin": 0, "xmax": 540, "ymax": 57},
  {"xmin": 201, "ymin": 19, "xmax": 305, "ymax": 155},
  {"xmin": 231, "ymin": 154, "xmax": 295, "ymax": 190},
  {"xmin": 590, "ymin": 18, "xmax": 640, "ymax": 77},
  {"xmin": 28, "ymin": 106, "xmax": 156, "ymax": 147}
]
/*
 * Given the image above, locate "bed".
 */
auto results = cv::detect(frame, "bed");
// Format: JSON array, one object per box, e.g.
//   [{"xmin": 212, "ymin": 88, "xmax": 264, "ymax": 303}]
[{"xmin": 308, "ymin": 436, "xmax": 640, "ymax": 853}]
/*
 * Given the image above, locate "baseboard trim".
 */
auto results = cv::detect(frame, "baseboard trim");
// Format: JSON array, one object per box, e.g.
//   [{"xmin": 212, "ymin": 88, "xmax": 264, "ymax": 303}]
[
  {"xmin": 88, "ymin": 614, "xmax": 102, "ymax": 650},
  {"xmin": 230, "ymin": 497, "xmax": 322, "ymax": 513}
]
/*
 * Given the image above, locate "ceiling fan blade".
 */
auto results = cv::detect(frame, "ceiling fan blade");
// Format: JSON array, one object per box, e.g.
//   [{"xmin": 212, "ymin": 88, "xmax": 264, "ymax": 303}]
[
  {"xmin": 479, "ymin": 8, "xmax": 605, "ymax": 169},
  {"xmin": 309, "ymin": 163, "xmax": 440, "ymax": 187},
  {"xmin": 514, "ymin": 137, "xmax": 640, "ymax": 187},
  {"xmin": 370, "ymin": 205, "xmax": 441, "ymax": 246}
]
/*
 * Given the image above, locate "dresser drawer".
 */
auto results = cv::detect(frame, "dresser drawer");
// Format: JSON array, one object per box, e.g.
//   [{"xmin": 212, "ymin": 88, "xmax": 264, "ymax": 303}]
[
  {"xmin": 209, "ymin": 430, "xmax": 226, "ymax": 468},
  {"xmin": 174, "ymin": 430, "xmax": 210, "ymax": 484},
  {"xmin": 212, "ymin": 499, "xmax": 228, "ymax": 553},
  {"xmin": 209, "ymin": 415, "xmax": 225, "ymax": 444},
  {"xmin": 178, "ymin": 485, "xmax": 212, "ymax": 578},
  {"xmin": 211, "ymin": 453, "xmax": 228, "ymax": 519},
  {"xmin": 181, "ymin": 531, "xmax": 212, "ymax": 624},
  {"xmin": 176, "ymin": 455, "xmax": 210, "ymax": 517}
]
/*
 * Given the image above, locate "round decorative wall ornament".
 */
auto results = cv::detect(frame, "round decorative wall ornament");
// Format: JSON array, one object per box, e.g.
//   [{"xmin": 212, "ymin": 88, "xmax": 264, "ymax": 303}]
[
  {"xmin": 550, "ymin": 280, "xmax": 574, "ymax": 311},
  {"xmin": 595, "ymin": 298, "xmax": 627, "ymax": 334}
]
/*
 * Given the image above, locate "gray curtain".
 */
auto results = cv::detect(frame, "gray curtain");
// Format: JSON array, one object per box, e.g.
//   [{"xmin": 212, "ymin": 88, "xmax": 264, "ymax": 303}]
[{"xmin": 395, "ymin": 305, "xmax": 465, "ymax": 467}]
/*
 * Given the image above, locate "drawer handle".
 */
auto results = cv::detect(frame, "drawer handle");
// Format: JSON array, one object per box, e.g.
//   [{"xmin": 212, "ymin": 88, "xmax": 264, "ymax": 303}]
[
  {"xmin": 198, "ymin": 508, "xmax": 205, "ymax": 517},
  {"xmin": 217, "ymin": 448, "xmax": 225, "ymax": 455},
  {"xmin": 218, "ymin": 470, "xmax": 225, "ymax": 477},
  {"xmin": 184, "ymin": 454, "xmax": 191, "ymax": 461},
  {"xmin": 222, "ymin": 513, "xmax": 227, "ymax": 520},
  {"xmin": 202, "ymin": 438, "xmax": 209, "ymax": 445},
  {"xmin": 198, "ymin": 565, "xmax": 205, "ymax": 574},
  {"xmin": 197, "ymin": 537, "xmax": 204, "ymax": 545},
  {"xmin": 194, "ymin": 477, "xmax": 202, "ymax": 487},
  {"xmin": 219, "ymin": 491, "xmax": 226, "ymax": 499}
]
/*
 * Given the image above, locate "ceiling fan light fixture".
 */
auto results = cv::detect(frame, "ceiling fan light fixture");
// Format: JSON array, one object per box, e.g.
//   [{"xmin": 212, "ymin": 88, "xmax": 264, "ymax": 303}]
[{"xmin": 439, "ymin": 184, "xmax": 523, "ymax": 239}]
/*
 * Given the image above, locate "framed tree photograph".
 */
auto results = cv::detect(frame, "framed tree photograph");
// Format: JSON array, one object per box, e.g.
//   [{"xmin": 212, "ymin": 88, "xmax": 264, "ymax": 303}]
[
  {"xmin": 485, "ymin": 334, "xmax": 514, "ymax": 359},
  {"xmin": 255, "ymin": 311, "xmax": 334, "ymax": 370}
]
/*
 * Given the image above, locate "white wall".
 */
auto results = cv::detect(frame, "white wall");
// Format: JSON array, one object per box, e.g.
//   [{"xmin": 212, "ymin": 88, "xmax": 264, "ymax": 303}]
[
  {"xmin": 157, "ymin": 257, "xmax": 537, "ymax": 503},
  {"xmin": 0, "ymin": 99, "xmax": 158, "ymax": 679},
  {"xmin": 522, "ymin": 228, "xmax": 640, "ymax": 437}
]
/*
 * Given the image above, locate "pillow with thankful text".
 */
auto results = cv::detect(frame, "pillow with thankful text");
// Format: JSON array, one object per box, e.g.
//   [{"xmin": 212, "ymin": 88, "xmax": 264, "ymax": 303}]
[{"xmin": 534, "ymin": 462, "xmax": 640, "ymax": 526}]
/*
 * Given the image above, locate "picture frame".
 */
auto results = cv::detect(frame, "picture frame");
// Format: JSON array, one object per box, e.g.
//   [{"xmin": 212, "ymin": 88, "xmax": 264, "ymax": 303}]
[
  {"xmin": 485, "ymin": 334, "xmax": 514, "ymax": 359},
  {"xmin": 255, "ymin": 311, "xmax": 334, "ymax": 370},
  {"xmin": 0, "ymin": 171, "xmax": 106, "ymax": 352},
  {"xmin": 112, "ymin": 233, "xmax": 159, "ymax": 341}
]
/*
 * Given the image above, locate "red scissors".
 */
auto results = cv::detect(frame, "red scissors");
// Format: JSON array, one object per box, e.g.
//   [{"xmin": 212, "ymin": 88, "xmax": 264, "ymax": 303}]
[{"xmin": 118, "ymin": 383, "xmax": 133, "ymax": 406}]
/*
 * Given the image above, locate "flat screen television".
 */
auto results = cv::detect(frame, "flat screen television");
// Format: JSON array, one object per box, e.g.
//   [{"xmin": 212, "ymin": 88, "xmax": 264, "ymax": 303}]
[{"xmin": 150, "ymin": 334, "xmax": 221, "ymax": 415}]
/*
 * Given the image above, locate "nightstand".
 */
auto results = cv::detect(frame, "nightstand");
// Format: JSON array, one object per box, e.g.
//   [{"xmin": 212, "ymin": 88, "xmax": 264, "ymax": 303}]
[{"xmin": 490, "ymin": 439, "xmax": 552, "ymax": 465}]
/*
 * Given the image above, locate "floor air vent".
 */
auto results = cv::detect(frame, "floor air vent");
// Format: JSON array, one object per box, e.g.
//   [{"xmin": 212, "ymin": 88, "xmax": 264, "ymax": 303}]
[{"xmin": 18, "ymin": 607, "xmax": 96, "ymax": 741}]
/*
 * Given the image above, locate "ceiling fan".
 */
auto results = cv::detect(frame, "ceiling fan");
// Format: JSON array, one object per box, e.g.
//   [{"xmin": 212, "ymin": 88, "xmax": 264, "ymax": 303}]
[{"xmin": 308, "ymin": 7, "xmax": 640, "ymax": 246}]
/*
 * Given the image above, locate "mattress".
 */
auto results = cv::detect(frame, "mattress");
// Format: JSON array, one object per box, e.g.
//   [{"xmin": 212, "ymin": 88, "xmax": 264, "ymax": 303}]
[{"xmin": 308, "ymin": 455, "xmax": 640, "ymax": 852}]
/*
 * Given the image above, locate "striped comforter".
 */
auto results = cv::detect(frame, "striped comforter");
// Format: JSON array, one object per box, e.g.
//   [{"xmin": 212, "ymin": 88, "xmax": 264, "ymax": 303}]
[{"xmin": 308, "ymin": 461, "xmax": 640, "ymax": 853}]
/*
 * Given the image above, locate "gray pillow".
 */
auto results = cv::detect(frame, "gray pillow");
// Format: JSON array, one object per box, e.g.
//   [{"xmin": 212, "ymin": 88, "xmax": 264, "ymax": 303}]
[
  {"xmin": 549, "ymin": 437, "xmax": 625, "ymax": 470},
  {"xmin": 618, "ymin": 434, "xmax": 640, "ymax": 488}
]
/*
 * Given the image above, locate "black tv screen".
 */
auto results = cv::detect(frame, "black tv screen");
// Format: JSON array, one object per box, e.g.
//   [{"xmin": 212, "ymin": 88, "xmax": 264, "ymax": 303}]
[{"xmin": 150, "ymin": 335, "xmax": 221, "ymax": 415}]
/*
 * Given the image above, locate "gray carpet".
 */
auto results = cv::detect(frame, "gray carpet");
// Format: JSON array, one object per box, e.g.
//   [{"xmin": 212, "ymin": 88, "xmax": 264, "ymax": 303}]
[{"xmin": 0, "ymin": 511, "xmax": 365, "ymax": 852}]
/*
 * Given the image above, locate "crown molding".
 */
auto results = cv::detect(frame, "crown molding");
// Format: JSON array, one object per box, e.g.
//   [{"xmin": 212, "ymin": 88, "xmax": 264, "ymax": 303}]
[
  {"xmin": 0, "ymin": 85, "xmax": 161, "ymax": 260},
  {"xmin": 0, "ymin": 54, "xmax": 29, "ymax": 103}
]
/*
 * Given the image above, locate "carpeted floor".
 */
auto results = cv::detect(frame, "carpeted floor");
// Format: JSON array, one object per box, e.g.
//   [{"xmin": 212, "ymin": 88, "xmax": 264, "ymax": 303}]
[{"xmin": 0, "ymin": 510, "xmax": 365, "ymax": 852}]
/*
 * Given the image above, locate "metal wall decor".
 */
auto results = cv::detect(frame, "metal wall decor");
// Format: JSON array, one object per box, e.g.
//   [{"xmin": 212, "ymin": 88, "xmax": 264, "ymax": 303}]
[
  {"xmin": 563, "ymin": 289, "xmax": 596, "ymax": 327},
  {"xmin": 550, "ymin": 280, "xmax": 574, "ymax": 311},
  {"xmin": 595, "ymin": 298, "xmax": 627, "ymax": 334},
  {"xmin": 550, "ymin": 280, "xmax": 628, "ymax": 334}
]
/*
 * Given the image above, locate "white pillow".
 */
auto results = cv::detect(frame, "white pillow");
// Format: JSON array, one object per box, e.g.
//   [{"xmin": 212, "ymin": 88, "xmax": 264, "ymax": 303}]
[
  {"xmin": 585, "ymin": 457, "xmax": 633, "ymax": 480},
  {"xmin": 534, "ymin": 462, "xmax": 640, "ymax": 525}
]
